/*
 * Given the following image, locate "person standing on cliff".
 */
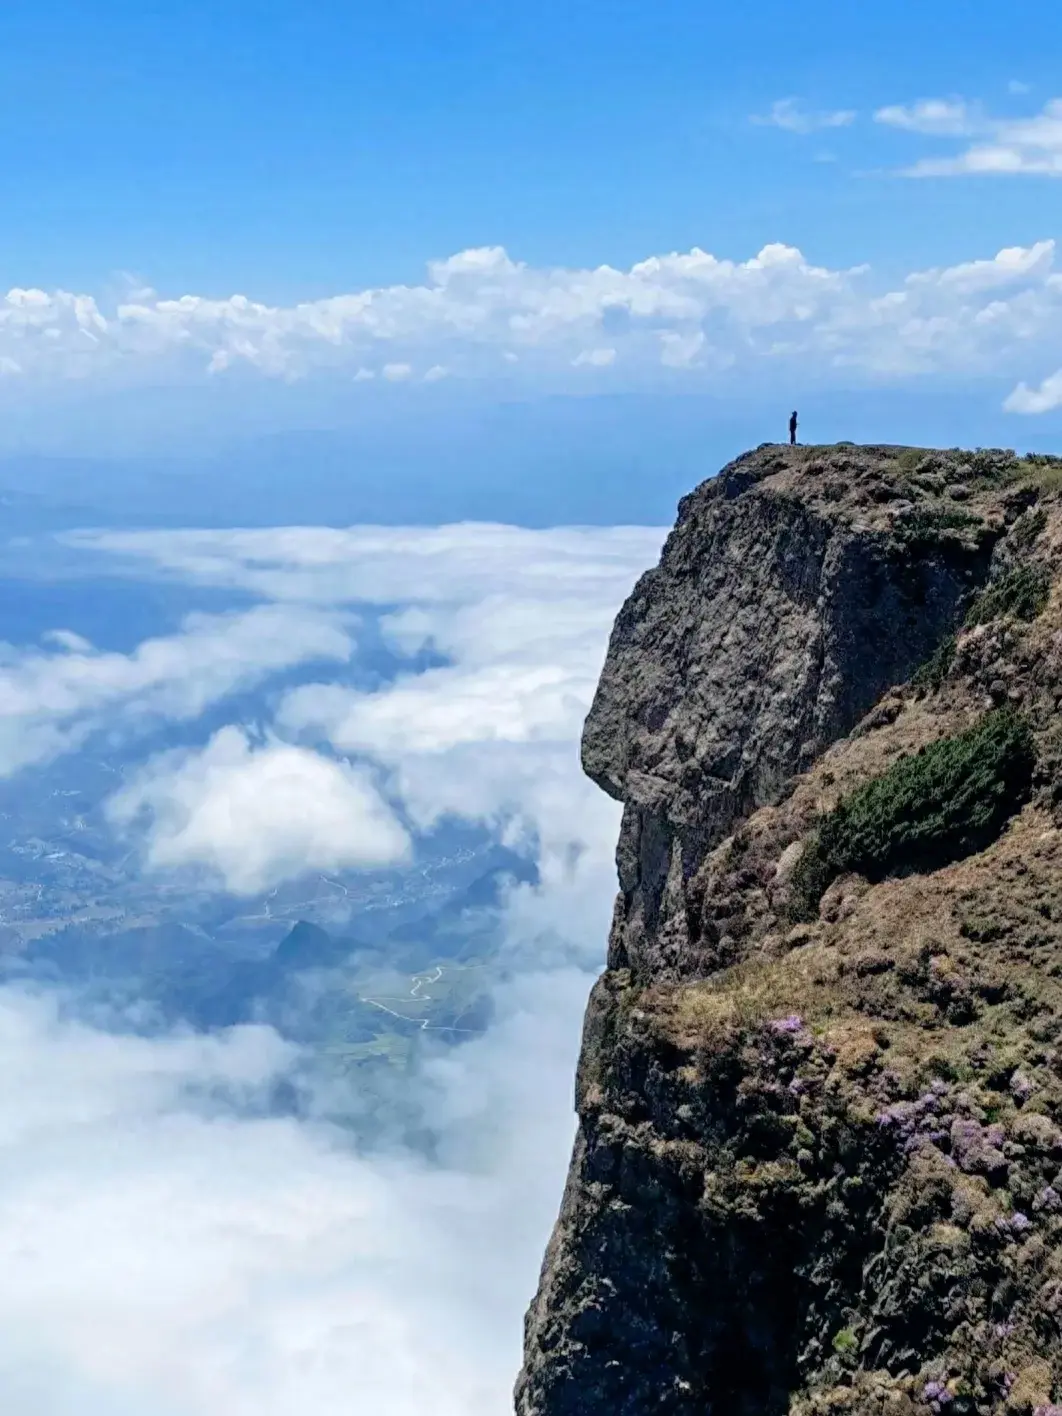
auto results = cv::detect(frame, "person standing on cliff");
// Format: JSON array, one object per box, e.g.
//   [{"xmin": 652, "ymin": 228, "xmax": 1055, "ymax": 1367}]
[{"xmin": 789, "ymin": 410, "xmax": 798, "ymax": 445}]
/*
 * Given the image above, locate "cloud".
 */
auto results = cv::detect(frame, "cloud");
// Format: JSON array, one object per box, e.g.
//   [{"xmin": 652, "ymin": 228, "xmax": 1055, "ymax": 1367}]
[
  {"xmin": 0, "ymin": 516, "xmax": 660, "ymax": 1412},
  {"xmin": 106, "ymin": 726, "xmax": 411, "ymax": 894},
  {"xmin": 1004, "ymin": 368, "xmax": 1062, "ymax": 414},
  {"xmin": 0, "ymin": 970, "xmax": 589, "ymax": 1415},
  {"xmin": 751, "ymin": 98, "xmax": 857, "ymax": 134},
  {"xmin": 6, "ymin": 234, "xmax": 1062, "ymax": 395},
  {"xmin": 874, "ymin": 98, "xmax": 974, "ymax": 136},
  {"xmin": 62, "ymin": 523, "xmax": 666, "ymax": 611},
  {"xmin": 0, "ymin": 604, "xmax": 353, "ymax": 777},
  {"xmin": 69, "ymin": 523, "xmax": 660, "ymax": 896},
  {"xmin": 571, "ymin": 347, "xmax": 616, "ymax": 367},
  {"xmin": 879, "ymin": 95, "xmax": 1062, "ymax": 177}
]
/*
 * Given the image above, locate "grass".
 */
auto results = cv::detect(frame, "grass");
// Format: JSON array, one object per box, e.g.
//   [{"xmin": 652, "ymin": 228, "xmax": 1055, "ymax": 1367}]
[{"xmin": 789, "ymin": 710, "xmax": 1034, "ymax": 919}]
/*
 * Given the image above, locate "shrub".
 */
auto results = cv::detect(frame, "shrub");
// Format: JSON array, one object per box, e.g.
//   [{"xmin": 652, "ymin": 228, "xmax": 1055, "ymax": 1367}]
[
  {"xmin": 788, "ymin": 711, "xmax": 1034, "ymax": 919},
  {"xmin": 964, "ymin": 563, "xmax": 1050, "ymax": 627},
  {"xmin": 891, "ymin": 505, "xmax": 981, "ymax": 551},
  {"xmin": 966, "ymin": 448, "xmax": 1021, "ymax": 484},
  {"xmin": 910, "ymin": 634, "xmax": 956, "ymax": 693}
]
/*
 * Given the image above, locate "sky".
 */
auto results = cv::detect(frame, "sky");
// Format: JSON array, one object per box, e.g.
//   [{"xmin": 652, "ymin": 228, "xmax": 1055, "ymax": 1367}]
[
  {"xmin": 2, "ymin": 5, "xmax": 1062, "ymax": 1412},
  {"xmin": 2, "ymin": 0, "xmax": 1062, "ymax": 501}
]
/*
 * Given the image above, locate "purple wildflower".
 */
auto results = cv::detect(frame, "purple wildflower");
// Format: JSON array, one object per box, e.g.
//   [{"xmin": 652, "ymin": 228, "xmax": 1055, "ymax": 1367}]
[
  {"xmin": 1011, "ymin": 1071, "xmax": 1035, "ymax": 1103},
  {"xmin": 769, "ymin": 1014, "xmax": 804, "ymax": 1035},
  {"xmin": 923, "ymin": 1380, "xmax": 953, "ymax": 1405},
  {"xmin": 1011, "ymin": 1211, "xmax": 1033, "ymax": 1233}
]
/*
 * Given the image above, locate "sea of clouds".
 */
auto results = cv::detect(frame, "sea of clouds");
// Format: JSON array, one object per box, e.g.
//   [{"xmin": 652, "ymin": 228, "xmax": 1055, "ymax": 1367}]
[{"xmin": 0, "ymin": 519, "xmax": 664, "ymax": 1414}]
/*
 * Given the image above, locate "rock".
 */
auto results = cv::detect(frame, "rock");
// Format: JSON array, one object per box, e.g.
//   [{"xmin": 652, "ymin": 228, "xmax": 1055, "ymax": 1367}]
[{"xmin": 517, "ymin": 443, "xmax": 1062, "ymax": 1416}]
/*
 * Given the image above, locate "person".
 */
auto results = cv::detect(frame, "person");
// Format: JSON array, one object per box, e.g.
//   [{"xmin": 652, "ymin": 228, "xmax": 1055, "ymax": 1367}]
[{"xmin": 789, "ymin": 410, "xmax": 798, "ymax": 446}]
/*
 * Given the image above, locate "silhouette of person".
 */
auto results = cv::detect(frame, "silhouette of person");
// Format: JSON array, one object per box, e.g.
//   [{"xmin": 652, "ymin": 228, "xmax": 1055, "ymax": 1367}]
[{"xmin": 789, "ymin": 410, "xmax": 798, "ymax": 446}]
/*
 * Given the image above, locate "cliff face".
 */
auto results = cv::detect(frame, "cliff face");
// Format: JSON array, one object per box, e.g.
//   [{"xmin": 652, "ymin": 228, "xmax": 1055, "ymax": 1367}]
[{"xmin": 517, "ymin": 443, "xmax": 1062, "ymax": 1416}]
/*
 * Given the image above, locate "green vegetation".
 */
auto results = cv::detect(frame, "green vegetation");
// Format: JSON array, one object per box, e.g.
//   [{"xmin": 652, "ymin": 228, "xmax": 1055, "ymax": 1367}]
[
  {"xmin": 894, "ymin": 448, "xmax": 928, "ymax": 476},
  {"xmin": 910, "ymin": 634, "xmax": 956, "ymax": 693},
  {"xmin": 1010, "ymin": 506, "xmax": 1048, "ymax": 553},
  {"xmin": 891, "ymin": 505, "xmax": 981, "ymax": 551},
  {"xmin": 789, "ymin": 711, "xmax": 1034, "ymax": 919},
  {"xmin": 964, "ymin": 563, "xmax": 1050, "ymax": 627},
  {"xmin": 832, "ymin": 1329, "xmax": 859, "ymax": 1355}
]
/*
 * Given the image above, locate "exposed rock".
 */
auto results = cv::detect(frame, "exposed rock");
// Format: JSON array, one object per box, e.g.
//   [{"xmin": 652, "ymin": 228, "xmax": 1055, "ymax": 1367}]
[{"xmin": 517, "ymin": 443, "xmax": 1062, "ymax": 1416}]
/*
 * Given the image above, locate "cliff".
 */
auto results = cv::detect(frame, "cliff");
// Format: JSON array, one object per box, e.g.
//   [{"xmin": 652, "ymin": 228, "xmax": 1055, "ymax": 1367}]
[{"xmin": 517, "ymin": 443, "xmax": 1062, "ymax": 1416}]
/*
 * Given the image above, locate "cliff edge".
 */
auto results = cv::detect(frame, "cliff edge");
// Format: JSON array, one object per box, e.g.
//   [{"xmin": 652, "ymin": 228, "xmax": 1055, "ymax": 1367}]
[{"xmin": 517, "ymin": 442, "xmax": 1062, "ymax": 1416}]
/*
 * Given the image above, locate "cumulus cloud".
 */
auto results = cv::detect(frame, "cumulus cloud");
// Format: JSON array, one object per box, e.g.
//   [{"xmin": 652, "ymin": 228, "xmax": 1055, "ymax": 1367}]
[
  {"xmin": 4, "ymin": 235, "xmax": 1062, "ymax": 394},
  {"xmin": 106, "ymin": 726, "xmax": 411, "ymax": 894},
  {"xmin": 0, "ymin": 604, "xmax": 353, "ymax": 777},
  {"xmin": 879, "ymin": 95, "xmax": 1062, "ymax": 177},
  {"xmin": 751, "ymin": 98, "xmax": 857, "ymax": 134}
]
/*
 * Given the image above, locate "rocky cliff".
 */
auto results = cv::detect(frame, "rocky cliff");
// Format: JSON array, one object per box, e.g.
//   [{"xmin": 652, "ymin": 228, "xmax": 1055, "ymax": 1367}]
[{"xmin": 517, "ymin": 442, "xmax": 1062, "ymax": 1416}]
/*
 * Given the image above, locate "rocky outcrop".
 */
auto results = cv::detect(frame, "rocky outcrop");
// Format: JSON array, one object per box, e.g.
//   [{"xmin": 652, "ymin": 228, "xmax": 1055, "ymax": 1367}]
[{"xmin": 517, "ymin": 443, "xmax": 1062, "ymax": 1416}]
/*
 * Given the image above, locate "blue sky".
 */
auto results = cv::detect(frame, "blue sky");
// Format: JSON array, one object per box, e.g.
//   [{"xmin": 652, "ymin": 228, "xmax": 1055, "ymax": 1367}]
[
  {"xmin": 2, "ymin": 0, "xmax": 1062, "ymax": 510},
  {"xmin": 2, "ymin": 0, "xmax": 1060, "ymax": 294}
]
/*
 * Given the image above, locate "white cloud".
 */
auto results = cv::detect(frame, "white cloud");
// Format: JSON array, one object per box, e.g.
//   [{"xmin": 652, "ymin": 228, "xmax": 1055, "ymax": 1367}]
[
  {"xmin": 752, "ymin": 98, "xmax": 857, "ymax": 134},
  {"xmin": 1004, "ymin": 368, "xmax": 1062, "ymax": 414},
  {"xmin": 64, "ymin": 525, "xmax": 659, "ymax": 895},
  {"xmin": 571, "ymin": 347, "xmax": 616, "ymax": 367},
  {"xmin": 63, "ymin": 523, "xmax": 665, "ymax": 611},
  {"xmin": 41, "ymin": 628, "xmax": 94, "ymax": 654},
  {"xmin": 874, "ymin": 98, "xmax": 974, "ymax": 135},
  {"xmin": 880, "ymin": 95, "xmax": 1062, "ymax": 177},
  {"xmin": 659, "ymin": 328, "xmax": 706, "ymax": 368},
  {"xmin": 5, "ymin": 234, "xmax": 1062, "ymax": 395},
  {"xmin": 0, "ymin": 971, "xmax": 589, "ymax": 1415},
  {"xmin": 106, "ymin": 726, "xmax": 411, "ymax": 894},
  {"xmin": 0, "ymin": 517, "xmax": 660, "ymax": 1413},
  {"xmin": 280, "ymin": 591, "xmax": 626, "ymax": 875},
  {"xmin": 0, "ymin": 604, "xmax": 353, "ymax": 777}
]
